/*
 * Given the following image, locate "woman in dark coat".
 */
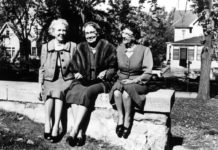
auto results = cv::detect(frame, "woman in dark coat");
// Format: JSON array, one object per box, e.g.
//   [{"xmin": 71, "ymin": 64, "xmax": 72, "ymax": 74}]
[
  {"xmin": 66, "ymin": 21, "xmax": 117, "ymax": 146},
  {"xmin": 109, "ymin": 26, "xmax": 153, "ymax": 139}
]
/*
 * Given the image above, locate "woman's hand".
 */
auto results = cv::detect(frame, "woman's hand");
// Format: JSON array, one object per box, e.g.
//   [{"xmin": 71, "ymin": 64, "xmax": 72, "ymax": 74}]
[
  {"xmin": 121, "ymin": 79, "xmax": 135, "ymax": 84},
  {"xmin": 97, "ymin": 70, "xmax": 107, "ymax": 79},
  {"xmin": 75, "ymin": 72, "xmax": 83, "ymax": 79}
]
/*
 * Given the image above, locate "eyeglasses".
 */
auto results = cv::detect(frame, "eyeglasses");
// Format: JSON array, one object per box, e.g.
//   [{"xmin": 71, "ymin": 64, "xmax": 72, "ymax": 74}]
[
  {"xmin": 86, "ymin": 36, "xmax": 96, "ymax": 40},
  {"xmin": 85, "ymin": 31, "xmax": 97, "ymax": 35},
  {"xmin": 122, "ymin": 31, "xmax": 134, "ymax": 37}
]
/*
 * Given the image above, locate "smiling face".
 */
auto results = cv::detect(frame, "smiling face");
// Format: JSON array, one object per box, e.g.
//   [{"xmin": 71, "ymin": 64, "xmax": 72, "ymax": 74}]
[
  {"xmin": 122, "ymin": 28, "xmax": 135, "ymax": 45},
  {"xmin": 53, "ymin": 23, "xmax": 67, "ymax": 42},
  {"xmin": 84, "ymin": 25, "xmax": 98, "ymax": 44}
]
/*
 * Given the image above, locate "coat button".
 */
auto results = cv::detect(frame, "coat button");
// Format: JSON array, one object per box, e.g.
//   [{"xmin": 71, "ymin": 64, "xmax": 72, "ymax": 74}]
[
  {"xmin": 62, "ymin": 59, "xmax": 64, "ymax": 62},
  {"xmin": 63, "ymin": 67, "xmax": 66, "ymax": 69},
  {"xmin": 61, "ymin": 52, "xmax": 63, "ymax": 55}
]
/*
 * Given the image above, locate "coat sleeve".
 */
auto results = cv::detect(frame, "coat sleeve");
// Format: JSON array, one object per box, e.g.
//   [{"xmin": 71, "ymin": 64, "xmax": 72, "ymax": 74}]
[
  {"xmin": 38, "ymin": 44, "xmax": 47, "ymax": 84},
  {"xmin": 135, "ymin": 47, "xmax": 153, "ymax": 82},
  {"xmin": 69, "ymin": 42, "xmax": 77, "ymax": 73}
]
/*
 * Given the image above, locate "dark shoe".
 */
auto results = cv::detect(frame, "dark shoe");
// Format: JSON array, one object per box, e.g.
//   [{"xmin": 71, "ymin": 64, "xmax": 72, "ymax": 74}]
[
  {"xmin": 66, "ymin": 136, "xmax": 77, "ymax": 147},
  {"xmin": 76, "ymin": 134, "xmax": 86, "ymax": 146},
  {"xmin": 44, "ymin": 132, "xmax": 51, "ymax": 140},
  {"xmin": 122, "ymin": 126, "xmax": 131, "ymax": 139},
  {"xmin": 50, "ymin": 135, "xmax": 60, "ymax": 143},
  {"xmin": 116, "ymin": 125, "xmax": 124, "ymax": 138}
]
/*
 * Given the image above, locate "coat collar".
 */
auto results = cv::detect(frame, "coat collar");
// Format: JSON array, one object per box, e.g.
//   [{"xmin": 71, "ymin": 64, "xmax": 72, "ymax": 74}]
[
  {"xmin": 47, "ymin": 39, "xmax": 70, "ymax": 52},
  {"xmin": 119, "ymin": 44, "xmax": 138, "ymax": 53}
]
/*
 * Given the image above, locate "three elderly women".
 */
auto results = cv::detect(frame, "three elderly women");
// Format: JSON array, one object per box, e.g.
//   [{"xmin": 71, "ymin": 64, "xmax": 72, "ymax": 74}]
[{"xmin": 39, "ymin": 18, "xmax": 153, "ymax": 146}]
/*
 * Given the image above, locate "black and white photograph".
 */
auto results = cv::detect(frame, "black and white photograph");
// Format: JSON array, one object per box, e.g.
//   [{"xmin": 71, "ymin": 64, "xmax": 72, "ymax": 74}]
[{"xmin": 0, "ymin": 0, "xmax": 218, "ymax": 149}]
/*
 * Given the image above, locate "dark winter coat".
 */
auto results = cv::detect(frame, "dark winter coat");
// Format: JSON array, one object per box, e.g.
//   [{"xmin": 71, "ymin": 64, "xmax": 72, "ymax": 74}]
[{"xmin": 72, "ymin": 39, "xmax": 117, "ymax": 92}]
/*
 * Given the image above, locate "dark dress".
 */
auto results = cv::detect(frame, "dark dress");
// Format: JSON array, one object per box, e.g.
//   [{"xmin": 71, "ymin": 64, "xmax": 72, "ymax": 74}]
[
  {"xmin": 109, "ymin": 44, "xmax": 153, "ymax": 109},
  {"xmin": 66, "ymin": 39, "xmax": 117, "ymax": 108}
]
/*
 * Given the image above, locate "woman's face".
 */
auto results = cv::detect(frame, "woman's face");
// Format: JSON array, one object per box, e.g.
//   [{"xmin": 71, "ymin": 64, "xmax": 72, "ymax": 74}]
[
  {"xmin": 53, "ymin": 23, "xmax": 67, "ymax": 42},
  {"xmin": 122, "ymin": 28, "xmax": 135, "ymax": 44},
  {"xmin": 84, "ymin": 25, "xmax": 98, "ymax": 44}
]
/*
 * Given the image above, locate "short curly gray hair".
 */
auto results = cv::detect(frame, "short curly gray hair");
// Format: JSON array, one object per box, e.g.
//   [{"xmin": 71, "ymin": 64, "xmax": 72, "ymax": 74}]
[
  {"xmin": 48, "ymin": 18, "xmax": 69, "ymax": 37},
  {"xmin": 82, "ymin": 21, "xmax": 101, "ymax": 34}
]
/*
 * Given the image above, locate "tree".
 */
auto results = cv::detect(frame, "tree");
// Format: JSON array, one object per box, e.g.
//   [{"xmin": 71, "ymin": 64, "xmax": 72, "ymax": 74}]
[
  {"xmin": 106, "ymin": 0, "xmax": 174, "ymax": 65},
  {"xmin": 0, "ymin": 0, "xmax": 173, "ymax": 73},
  {"xmin": 35, "ymin": 0, "xmax": 108, "ymax": 44},
  {"xmin": 0, "ymin": 0, "xmax": 46, "ymax": 70},
  {"xmin": 190, "ymin": 0, "xmax": 218, "ymax": 100}
]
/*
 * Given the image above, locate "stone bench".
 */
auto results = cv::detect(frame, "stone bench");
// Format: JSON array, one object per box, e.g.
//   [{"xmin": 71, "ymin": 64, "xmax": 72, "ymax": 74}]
[
  {"xmin": 89, "ymin": 89, "xmax": 175, "ymax": 150},
  {"xmin": 0, "ymin": 81, "xmax": 175, "ymax": 150}
]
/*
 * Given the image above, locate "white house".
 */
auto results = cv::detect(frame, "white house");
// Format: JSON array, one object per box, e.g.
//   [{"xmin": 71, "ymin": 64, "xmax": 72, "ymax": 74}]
[
  {"xmin": 0, "ymin": 22, "xmax": 39, "ymax": 61},
  {"xmin": 166, "ymin": 10, "xmax": 218, "ymax": 77}
]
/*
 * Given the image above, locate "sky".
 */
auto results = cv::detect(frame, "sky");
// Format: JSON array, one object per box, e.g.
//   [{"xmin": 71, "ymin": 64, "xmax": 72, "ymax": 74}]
[
  {"xmin": 131, "ymin": 0, "xmax": 192, "ymax": 12},
  {"xmin": 96, "ymin": 0, "xmax": 192, "ymax": 12}
]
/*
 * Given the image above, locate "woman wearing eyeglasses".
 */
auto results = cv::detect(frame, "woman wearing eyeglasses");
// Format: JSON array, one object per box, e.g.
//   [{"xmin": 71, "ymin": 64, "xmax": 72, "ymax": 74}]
[
  {"xmin": 109, "ymin": 26, "xmax": 153, "ymax": 139},
  {"xmin": 65, "ymin": 21, "xmax": 117, "ymax": 147}
]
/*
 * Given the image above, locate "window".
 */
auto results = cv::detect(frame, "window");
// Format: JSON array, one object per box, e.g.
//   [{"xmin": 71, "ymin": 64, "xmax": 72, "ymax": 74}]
[
  {"xmin": 188, "ymin": 48, "xmax": 194, "ymax": 60},
  {"xmin": 6, "ymin": 30, "xmax": 10, "ymax": 37},
  {"xmin": 182, "ymin": 30, "xmax": 186, "ymax": 38},
  {"xmin": 197, "ymin": 47, "xmax": 202, "ymax": 61},
  {"xmin": 31, "ymin": 47, "xmax": 37, "ymax": 56},
  {"xmin": 173, "ymin": 49, "xmax": 180, "ymax": 60},
  {"xmin": 12, "ymin": 47, "xmax": 15, "ymax": 57},
  {"xmin": 6, "ymin": 47, "xmax": 15, "ymax": 58}
]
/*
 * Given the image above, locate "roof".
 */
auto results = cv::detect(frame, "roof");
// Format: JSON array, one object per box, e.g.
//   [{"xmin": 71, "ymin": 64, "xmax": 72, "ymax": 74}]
[
  {"xmin": 173, "ymin": 10, "xmax": 198, "ymax": 28},
  {"xmin": 172, "ymin": 36, "xmax": 204, "ymax": 46},
  {"xmin": 0, "ymin": 22, "xmax": 19, "ymax": 38}
]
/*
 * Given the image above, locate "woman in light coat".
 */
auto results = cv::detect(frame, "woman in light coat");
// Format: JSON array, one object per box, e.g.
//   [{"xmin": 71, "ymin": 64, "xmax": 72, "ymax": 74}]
[{"xmin": 39, "ymin": 18, "xmax": 76, "ymax": 143}]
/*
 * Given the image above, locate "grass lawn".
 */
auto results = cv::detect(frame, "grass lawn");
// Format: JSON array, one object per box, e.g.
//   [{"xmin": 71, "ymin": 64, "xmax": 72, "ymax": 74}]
[
  {"xmin": 0, "ymin": 110, "xmax": 124, "ymax": 150},
  {"xmin": 170, "ymin": 98, "xmax": 218, "ymax": 150}
]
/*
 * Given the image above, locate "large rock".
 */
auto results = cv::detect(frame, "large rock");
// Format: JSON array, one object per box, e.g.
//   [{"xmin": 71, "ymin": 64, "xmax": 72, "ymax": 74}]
[{"xmin": 67, "ymin": 108, "xmax": 170, "ymax": 150}]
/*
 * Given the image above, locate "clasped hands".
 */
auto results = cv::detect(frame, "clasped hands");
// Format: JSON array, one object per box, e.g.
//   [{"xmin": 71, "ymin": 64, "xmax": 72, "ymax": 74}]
[
  {"xmin": 121, "ymin": 79, "xmax": 138, "ymax": 84},
  {"xmin": 74, "ymin": 70, "xmax": 107, "ymax": 80}
]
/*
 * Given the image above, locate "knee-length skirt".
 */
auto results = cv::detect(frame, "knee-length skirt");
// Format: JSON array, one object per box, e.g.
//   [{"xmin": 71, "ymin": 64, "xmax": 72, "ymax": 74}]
[
  {"xmin": 109, "ymin": 80, "xmax": 148, "ymax": 109},
  {"xmin": 66, "ymin": 81, "xmax": 105, "ymax": 108},
  {"xmin": 41, "ymin": 69, "xmax": 73, "ymax": 101}
]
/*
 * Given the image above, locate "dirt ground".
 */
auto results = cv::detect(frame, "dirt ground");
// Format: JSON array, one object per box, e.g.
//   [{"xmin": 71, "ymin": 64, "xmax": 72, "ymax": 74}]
[{"xmin": 1, "ymin": 97, "xmax": 218, "ymax": 150}]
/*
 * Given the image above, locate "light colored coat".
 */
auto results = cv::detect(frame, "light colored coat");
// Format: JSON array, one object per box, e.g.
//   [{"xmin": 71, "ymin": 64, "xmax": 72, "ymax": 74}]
[{"xmin": 38, "ymin": 40, "xmax": 76, "ymax": 84}]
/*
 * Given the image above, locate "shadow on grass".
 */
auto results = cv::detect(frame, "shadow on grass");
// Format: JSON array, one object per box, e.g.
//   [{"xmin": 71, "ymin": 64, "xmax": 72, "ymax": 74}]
[{"xmin": 168, "ymin": 136, "xmax": 183, "ymax": 150}]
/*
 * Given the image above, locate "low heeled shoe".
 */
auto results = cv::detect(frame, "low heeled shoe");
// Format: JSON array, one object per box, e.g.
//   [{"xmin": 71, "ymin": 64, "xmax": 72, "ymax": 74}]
[
  {"xmin": 116, "ymin": 125, "xmax": 124, "ymax": 138},
  {"xmin": 66, "ymin": 136, "xmax": 77, "ymax": 147},
  {"xmin": 44, "ymin": 132, "xmax": 51, "ymax": 140},
  {"xmin": 122, "ymin": 126, "xmax": 131, "ymax": 139},
  {"xmin": 50, "ymin": 135, "xmax": 61, "ymax": 143},
  {"xmin": 76, "ymin": 134, "xmax": 86, "ymax": 146}
]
